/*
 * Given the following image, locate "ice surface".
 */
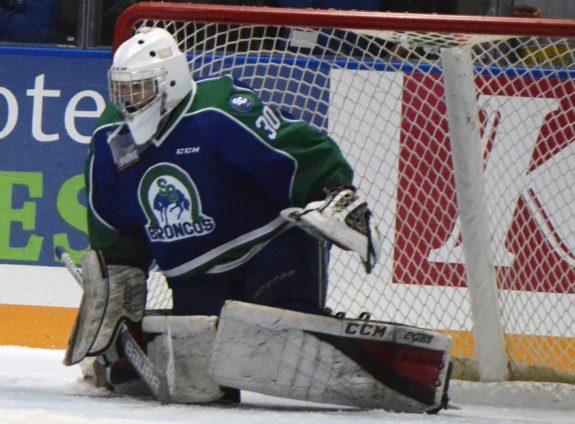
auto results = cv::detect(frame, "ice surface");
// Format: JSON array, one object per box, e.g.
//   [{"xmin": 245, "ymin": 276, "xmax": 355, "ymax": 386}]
[{"xmin": 0, "ymin": 346, "xmax": 572, "ymax": 424}]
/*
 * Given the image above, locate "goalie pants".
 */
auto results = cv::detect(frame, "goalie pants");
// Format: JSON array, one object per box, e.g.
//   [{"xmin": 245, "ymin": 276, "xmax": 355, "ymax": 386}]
[{"xmin": 168, "ymin": 227, "xmax": 329, "ymax": 316}]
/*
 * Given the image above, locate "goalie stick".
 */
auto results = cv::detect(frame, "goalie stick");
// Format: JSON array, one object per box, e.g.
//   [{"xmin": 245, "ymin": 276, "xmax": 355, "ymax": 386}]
[{"xmin": 55, "ymin": 247, "xmax": 173, "ymax": 404}]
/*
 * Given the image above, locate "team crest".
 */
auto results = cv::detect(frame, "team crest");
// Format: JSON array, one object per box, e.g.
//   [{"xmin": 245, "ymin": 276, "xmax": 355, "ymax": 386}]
[
  {"xmin": 138, "ymin": 163, "xmax": 215, "ymax": 242},
  {"xmin": 229, "ymin": 94, "xmax": 254, "ymax": 112}
]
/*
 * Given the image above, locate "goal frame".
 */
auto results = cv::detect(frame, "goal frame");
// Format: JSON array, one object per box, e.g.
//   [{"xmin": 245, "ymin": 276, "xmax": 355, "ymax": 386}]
[{"xmin": 114, "ymin": 2, "xmax": 575, "ymax": 51}]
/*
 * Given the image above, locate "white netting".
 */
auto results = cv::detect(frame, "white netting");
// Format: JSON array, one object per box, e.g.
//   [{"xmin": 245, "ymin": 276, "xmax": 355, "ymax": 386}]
[
  {"xmin": 123, "ymin": 6, "xmax": 575, "ymax": 383},
  {"xmin": 146, "ymin": 264, "xmax": 173, "ymax": 311}
]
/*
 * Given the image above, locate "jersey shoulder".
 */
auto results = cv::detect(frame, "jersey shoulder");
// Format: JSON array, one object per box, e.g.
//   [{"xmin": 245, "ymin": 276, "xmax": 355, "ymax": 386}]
[
  {"xmin": 188, "ymin": 75, "xmax": 264, "ymax": 118},
  {"xmin": 94, "ymin": 104, "xmax": 123, "ymax": 134}
]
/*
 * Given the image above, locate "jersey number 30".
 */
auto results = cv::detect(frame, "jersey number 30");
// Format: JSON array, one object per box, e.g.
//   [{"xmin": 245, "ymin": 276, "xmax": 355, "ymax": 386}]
[{"xmin": 256, "ymin": 106, "xmax": 281, "ymax": 140}]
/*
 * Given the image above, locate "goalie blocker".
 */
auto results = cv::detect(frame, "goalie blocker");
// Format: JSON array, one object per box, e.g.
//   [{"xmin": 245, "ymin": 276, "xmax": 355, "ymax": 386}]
[{"xmin": 144, "ymin": 301, "xmax": 452, "ymax": 413}]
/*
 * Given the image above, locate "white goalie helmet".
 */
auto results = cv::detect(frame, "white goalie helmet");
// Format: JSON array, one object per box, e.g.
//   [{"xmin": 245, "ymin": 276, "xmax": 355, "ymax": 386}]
[{"xmin": 108, "ymin": 27, "xmax": 193, "ymax": 147}]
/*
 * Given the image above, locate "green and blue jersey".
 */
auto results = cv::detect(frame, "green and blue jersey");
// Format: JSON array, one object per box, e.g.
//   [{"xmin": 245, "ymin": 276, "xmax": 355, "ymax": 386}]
[{"xmin": 87, "ymin": 75, "xmax": 353, "ymax": 282}]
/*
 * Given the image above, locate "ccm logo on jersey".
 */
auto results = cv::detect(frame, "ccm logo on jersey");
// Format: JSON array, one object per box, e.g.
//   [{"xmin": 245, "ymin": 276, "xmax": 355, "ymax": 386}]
[
  {"xmin": 176, "ymin": 147, "xmax": 200, "ymax": 155},
  {"xmin": 344, "ymin": 322, "xmax": 388, "ymax": 338}
]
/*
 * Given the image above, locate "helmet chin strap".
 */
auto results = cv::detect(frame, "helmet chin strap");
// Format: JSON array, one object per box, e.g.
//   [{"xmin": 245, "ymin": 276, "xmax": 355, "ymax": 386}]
[
  {"xmin": 151, "ymin": 94, "xmax": 171, "ymax": 146},
  {"xmin": 152, "ymin": 114, "xmax": 171, "ymax": 146}
]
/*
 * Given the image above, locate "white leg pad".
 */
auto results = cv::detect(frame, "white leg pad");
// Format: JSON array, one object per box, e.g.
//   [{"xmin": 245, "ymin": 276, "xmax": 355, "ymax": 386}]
[
  {"xmin": 143, "ymin": 315, "xmax": 225, "ymax": 403},
  {"xmin": 210, "ymin": 301, "xmax": 452, "ymax": 413}
]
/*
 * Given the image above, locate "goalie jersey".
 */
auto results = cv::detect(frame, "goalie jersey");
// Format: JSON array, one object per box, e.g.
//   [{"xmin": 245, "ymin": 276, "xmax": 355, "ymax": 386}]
[{"xmin": 87, "ymin": 75, "xmax": 353, "ymax": 282}]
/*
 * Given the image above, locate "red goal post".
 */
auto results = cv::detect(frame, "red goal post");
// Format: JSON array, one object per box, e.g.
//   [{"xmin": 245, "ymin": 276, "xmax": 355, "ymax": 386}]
[{"xmin": 113, "ymin": 2, "xmax": 575, "ymax": 390}]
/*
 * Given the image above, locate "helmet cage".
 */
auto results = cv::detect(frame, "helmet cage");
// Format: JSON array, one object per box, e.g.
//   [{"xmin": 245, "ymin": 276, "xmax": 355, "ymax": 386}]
[{"xmin": 108, "ymin": 67, "xmax": 168, "ymax": 118}]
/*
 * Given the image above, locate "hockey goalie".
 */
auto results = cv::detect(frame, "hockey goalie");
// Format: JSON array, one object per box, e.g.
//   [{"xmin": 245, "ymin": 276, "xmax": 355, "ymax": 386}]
[{"xmin": 63, "ymin": 27, "xmax": 452, "ymax": 413}]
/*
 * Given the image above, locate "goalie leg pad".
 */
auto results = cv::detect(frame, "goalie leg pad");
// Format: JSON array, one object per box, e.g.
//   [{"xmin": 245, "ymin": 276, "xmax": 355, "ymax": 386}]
[
  {"xmin": 144, "ymin": 315, "xmax": 226, "ymax": 403},
  {"xmin": 64, "ymin": 251, "xmax": 146, "ymax": 365},
  {"xmin": 210, "ymin": 301, "xmax": 452, "ymax": 413}
]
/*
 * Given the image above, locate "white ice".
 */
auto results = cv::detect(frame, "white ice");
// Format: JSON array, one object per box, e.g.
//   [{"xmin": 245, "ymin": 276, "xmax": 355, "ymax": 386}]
[{"xmin": 0, "ymin": 346, "xmax": 572, "ymax": 424}]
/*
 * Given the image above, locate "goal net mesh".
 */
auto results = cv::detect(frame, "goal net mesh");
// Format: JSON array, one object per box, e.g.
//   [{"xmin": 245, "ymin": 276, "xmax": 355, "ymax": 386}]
[{"xmin": 116, "ymin": 4, "xmax": 575, "ymax": 384}]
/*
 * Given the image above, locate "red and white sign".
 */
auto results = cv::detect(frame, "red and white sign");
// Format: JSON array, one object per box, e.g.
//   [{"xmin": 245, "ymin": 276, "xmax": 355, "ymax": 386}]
[{"xmin": 396, "ymin": 73, "xmax": 575, "ymax": 294}]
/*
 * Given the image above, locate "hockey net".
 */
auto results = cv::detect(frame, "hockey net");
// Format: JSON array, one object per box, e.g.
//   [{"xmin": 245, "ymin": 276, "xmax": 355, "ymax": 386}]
[{"xmin": 115, "ymin": 3, "xmax": 575, "ymax": 390}]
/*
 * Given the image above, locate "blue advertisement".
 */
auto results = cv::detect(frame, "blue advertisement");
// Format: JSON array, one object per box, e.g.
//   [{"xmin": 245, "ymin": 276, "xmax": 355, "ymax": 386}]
[{"xmin": 0, "ymin": 46, "xmax": 111, "ymax": 266}]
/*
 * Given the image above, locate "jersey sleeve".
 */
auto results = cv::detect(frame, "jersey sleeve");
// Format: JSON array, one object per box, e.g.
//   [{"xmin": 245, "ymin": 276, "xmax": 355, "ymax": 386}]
[
  {"xmin": 266, "ymin": 112, "xmax": 355, "ymax": 205},
  {"xmin": 87, "ymin": 207, "xmax": 152, "ymax": 270}
]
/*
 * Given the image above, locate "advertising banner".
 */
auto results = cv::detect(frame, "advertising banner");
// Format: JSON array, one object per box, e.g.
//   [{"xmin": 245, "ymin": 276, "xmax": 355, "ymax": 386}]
[
  {"xmin": 0, "ymin": 47, "xmax": 111, "ymax": 347},
  {"xmin": 0, "ymin": 47, "xmax": 110, "ymax": 268}
]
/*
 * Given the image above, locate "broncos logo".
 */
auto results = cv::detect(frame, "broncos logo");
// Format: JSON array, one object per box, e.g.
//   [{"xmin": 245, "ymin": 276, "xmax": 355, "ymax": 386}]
[
  {"xmin": 153, "ymin": 178, "xmax": 191, "ymax": 224},
  {"xmin": 139, "ymin": 163, "xmax": 216, "ymax": 242}
]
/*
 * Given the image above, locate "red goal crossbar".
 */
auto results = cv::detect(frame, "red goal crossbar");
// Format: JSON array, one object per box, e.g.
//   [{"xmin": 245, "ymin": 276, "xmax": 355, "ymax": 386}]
[{"xmin": 114, "ymin": 2, "xmax": 575, "ymax": 51}]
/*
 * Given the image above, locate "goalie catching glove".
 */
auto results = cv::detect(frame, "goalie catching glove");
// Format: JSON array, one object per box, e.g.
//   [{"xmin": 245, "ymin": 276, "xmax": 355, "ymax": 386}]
[
  {"xmin": 281, "ymin": 188, "xmax": 382, "ymax": 273},
  {"xmin": 64, "ymin": 250, "xmax": 147, "ymax": 365}
]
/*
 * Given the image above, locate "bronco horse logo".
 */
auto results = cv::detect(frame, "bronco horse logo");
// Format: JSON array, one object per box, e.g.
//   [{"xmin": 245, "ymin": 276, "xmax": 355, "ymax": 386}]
[
  {"xmin": 139, "ymin": 163, "xmax": 215, "ymax": 242},
  {"xmin": 153, "ymin": 178, "xmax": 191, "ymax": 224}
]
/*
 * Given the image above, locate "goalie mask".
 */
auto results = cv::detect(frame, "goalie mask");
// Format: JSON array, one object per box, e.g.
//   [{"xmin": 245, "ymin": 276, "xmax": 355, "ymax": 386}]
[{"xmin": 107, "ymin": 27, "xmax": 194, "ymax": 166}]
